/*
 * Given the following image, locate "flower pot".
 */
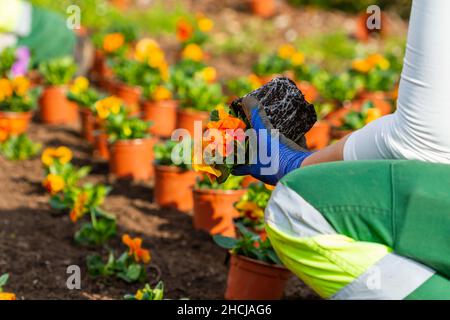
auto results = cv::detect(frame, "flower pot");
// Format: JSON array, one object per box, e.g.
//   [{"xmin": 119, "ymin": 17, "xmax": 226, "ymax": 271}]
[
  {"xmin": 0, "ymin": 111, "xmax": 33, "ymax": 135},
  {"xmin": 305, "ymin": 120, "xmax": 331, "ymax": 150},
  {"xmin": 250, "ymin": 0, "xmax": 276, "ymax": 18},
  {"xmin": 39, "ymin": 86, "xmax": 79, "ymax": 124},
  {"xmin": 141, "ymin": 100, "xmax": 178, "ymax": 138},
  {"xmin": 356, "ymin": 91, "xmax": 392, "ymax": 116},
  {"xmin": 91, "ymin": 50, "xmax": 113, "ymax": 81},
  {"xmin": 193, "ymin": 188, "xmax": 247, "ymax": 237},
  {"xmin": 93, "ymin": 130, "xmax": 110, "ymax": 160},
  {"xmin": 176, "ymin": 108, "xmax": 209, "ymax": 137},
  {"xmin": 225, "ymin": 255, "xmax": 291, "ymax": 300},
  {"xmin": 354, "ymin": 12, "xmax": 389, "ymax": 42},
  {"xmin": 109, "ymin": 137, "xmax": 157, "ymax": 180},
  {"xmin": 296, "ymin": 81, "xmax": 319, "ymax": 103},
  {"xmin": 79, "ymin": 108, "xmax": 96, "ymax": 143},
  {"xmin": 113, "ymin": 82, "xmax": 142, "ymax": 116},
  {"xmin": 154, "ymin": 165, "xmax": 199, "ymax": 212}
]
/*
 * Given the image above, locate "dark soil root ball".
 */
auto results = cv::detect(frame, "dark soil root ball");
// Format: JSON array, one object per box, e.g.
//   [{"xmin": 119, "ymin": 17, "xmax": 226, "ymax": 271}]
[{"xmin": 230, "ymin": 77, "xmax": 317, "ymax": 149}]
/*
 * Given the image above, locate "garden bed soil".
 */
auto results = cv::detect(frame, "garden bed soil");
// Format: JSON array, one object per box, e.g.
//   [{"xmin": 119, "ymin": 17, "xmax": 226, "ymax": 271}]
[{"xmin": 0, "ymin": 122, "xmax": 317, "ymax": 300}]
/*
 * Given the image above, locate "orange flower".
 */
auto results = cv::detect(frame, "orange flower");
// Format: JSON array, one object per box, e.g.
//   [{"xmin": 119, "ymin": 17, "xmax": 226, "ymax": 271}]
[
  {"xmin": 207, "ymin": 107, "xmax": 246, "ymax": 131},
  {"xmin": 0, "ymin": 78, "xmax": 13, "ymax": 101},
  {"xmin": 122, "ymin": 234, "xmax": 151, "ymax": 264},
  {"xmin": 0, "ymin": 128, "xmax": 8, "ymax": 142},
  {"xmin": 103, "ymin": 33, "xmax": 125, "ymax": 53},
  {"xmin": 236, "ymin": 201, "xmax": 264, "ymax": 220},
  {"xmin": 69, "ymin": 192, "xmax": 88, "ymax": 223},
  {"xmin": 42, "ymin": 174, "xmax": 65, "ymax": 194},
  {"xmin": 181, "ymin": 44, "xmax": 204, "ymax": 62},
  {"xmin": 176, "ymin": 19, "xmax": 194, "ymax": 42},
  {"xmin": 152, "ymin": 86, "xmax": 172, "ymax": 101},
  {"xmin": 0, "ymin": 292, "xmax": 16, "ymax": 300},
  {"xmin": 11, "ymin": 76, "xmax": 30, "ymax": 96}
]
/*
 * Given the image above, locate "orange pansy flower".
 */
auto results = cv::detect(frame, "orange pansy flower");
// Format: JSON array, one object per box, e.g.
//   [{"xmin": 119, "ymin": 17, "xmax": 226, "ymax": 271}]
[
  {"xmin": 122, "ymin": 234, "xmax": 151, "ymax": 264},
  {"xmin": 176, "ymin": 19, "xmax": 194, "ymax": 42}
]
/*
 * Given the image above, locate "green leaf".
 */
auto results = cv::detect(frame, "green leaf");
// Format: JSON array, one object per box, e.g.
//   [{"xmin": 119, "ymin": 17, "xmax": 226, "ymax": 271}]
[
  {"xmin": 0, "ymin": 273, "xmax": 9, "ymax": 288},
  {"xmin": 213, "ymin": 235, "xmax": 239, "ymax": 249}
]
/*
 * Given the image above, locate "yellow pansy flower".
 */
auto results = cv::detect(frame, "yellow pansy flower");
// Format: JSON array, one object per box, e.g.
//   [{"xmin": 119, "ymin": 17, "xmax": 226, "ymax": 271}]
[
  {"xmin": 352, "ymin": 58, "xmax": 372, "ymax": 73},
  {"xmin": 135, "ymin": 290, "xmax": 144, "ymax": 300},
  {"xmin": 197, "ymin": 16, "xmax": 214, "ymax": 33},
  {"xmin": 11, "ymin": 76, "xmax": 30, "ymax": 96},
  {"xmin": 278, "ymin": 44, "xmax": 296, "ymax": 59},
  {"xmin": 0, "ymin": 292, "xmax": 16, "ymax": 300},
  {"xmin": 365, "ymin": 108, "xmax": 382, "ymax": 124},
  {"xmin": 248, "ymin": 74, "xmax": 262, "ymax": 89},
  {"xmin": 42, "ymin": 174, "xmax": 65, "ymax": 194},
  {"xmin": 182, "ymin": 44, "xmax": 204, "ymax": 62},
  {"xmin": 0, "ymin": 78, "xmax": 13, "ymax": 101},
  {"xmin": 291, "ymin": 52, "xmax": 305, "ymax": 66},
  {"xmin": 103, "ymin": 33, "xmax": 124, "ymax": 53},
  {"xmin": 152, "ymin": 86, "xmax": 172, "ymax": 101},
  {"xmin": 135, "ymin": 38, "xmax": 160, "ymax": 62},
  {"xmin": 367, "ymin": 53, "xmax": 390, "ymax": 70},
  {"xmin": 199, "ymin": 66, "xmax": 217, "ymax": 83},
  {"xmin": 70, "ymin": 76, "xmax": 89, "ymax": 94},
  {"xmin": 41, "ymin": 146, "xmax": 73, "ymax": 166},
  {"xmin": 148, "ymin": 50, "xmax": 167, "ymax": 69}
]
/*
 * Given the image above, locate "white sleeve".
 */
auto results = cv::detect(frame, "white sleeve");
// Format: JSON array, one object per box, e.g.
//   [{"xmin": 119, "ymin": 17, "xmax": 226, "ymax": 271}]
[{"xmin": 344, "ymin": 0, "xmax": 450, "ymax": 164}]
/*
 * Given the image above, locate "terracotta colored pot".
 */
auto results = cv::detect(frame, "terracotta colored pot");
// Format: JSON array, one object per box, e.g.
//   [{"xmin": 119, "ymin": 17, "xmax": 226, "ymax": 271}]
[
  {"xmin": 305, "ymin": 121, "xmax": 331, "ymax": 150},
  {"xmin": 141, "ymin": 100, "xmax": 178, "ymax": 138},
  {"xmin": 296, "ymin": 81, "xmax": 319, "ymax": 103},
  {"xmin": 113, "ymin": 82, "xmax": 142, "ymax": 116},
  {"xmin": 154, "ymin": 165, "xmax": 199, "ymax": 212},
  {"xmin": 250, "ymin": 0, "xmax": 276, "ymax": 18},
  {"xmin": 176, "ymin": 108, "xmax": 210, "ymax": 137},
  {"xmin": 225, "ymin": 255, "xmax": 291, "ymax": 300},
  {"xmin": 109, "ymin": 137, "xmax": 157, "ymax": 180},
  {"xmin": 92, "ymin": 50, "xmax": 113, "ymax": 80},
  {"xmin": 0, "ymin": 111, "xmax": 33, "ymax": 135},
  {"xmin": 355, "ymin": 12, "xmax": 389, "ymax": 42},
  {"xmin": 39, "ymin": 86, "xmax": 79, "ymax": 124},
  {"xmin": 79, "ymin": 108, "xmax": 96, "ymax": 143},
  {"xmin": 356, "ymin": 91, "xmax": 392, "ymax": 116},
  {"xmin": 93, "ymin": 130, "xmax": 110, "ymax": 160},
  {"xmin": 193, "ymin": 188, "xmax": 247, "ymax": 237}
]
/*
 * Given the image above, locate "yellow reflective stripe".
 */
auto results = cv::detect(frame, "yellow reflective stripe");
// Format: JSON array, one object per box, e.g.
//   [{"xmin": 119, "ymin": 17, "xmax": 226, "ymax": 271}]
[
  {"xmin": 0, "ymin": 0, "xmax": 23, "ymax": 32},
  {"xmin": 266, "ymin": 223, "xmax": 391, "ymax": 298}
]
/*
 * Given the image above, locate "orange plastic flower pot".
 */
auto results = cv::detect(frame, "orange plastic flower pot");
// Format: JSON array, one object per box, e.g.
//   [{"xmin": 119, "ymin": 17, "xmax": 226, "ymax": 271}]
[
  {"xmin": 109, "ymin": 137, "xmax": 157, "ymax": 180},
  {"xmin": 154, "ymin": 165, "xmax": 199, "ymax": 212},
  {"xmin": 112, "ymin": 82, "xmax": 142, "ymax": 116},
  {"xmin": 0, "ymin": 111, "xmax": 33, "ymax": 135},
  {"xmin": 356, "ymin": 91, "xmax": 392, "ymax": 116},
  {"xmin": 305, "ymin": 120, "xmax": 331, "ymax": 150},
  {"xmin": 250, "ymin": 0, "xmax": 276, "ymax": 18},
  {"xmin": 93, "ymin": 130, "xmax": 110, "ymax": 160},
  {"xmin": 39, "ymin": 86, "xmax": 79, "ymax": 124},
  {"xmin": 91, "ymin": 50, "xmax": 113, "ymax": 80},
  {"xmin": 225, "ymin": 255, "xmax": 291, "ymax": 300},
  {"xmin": 176, "ymin": 108, "xmax": 209, "ymax": 137},
  {"xmin": 193, "ymin": 188, "xmax": 247, "ymax": 237},
  {"xmin": 141, "ymin": 100, "xmax": 178, "ymax": 138},
  {"xmin": 296, "ymin": 81, "xmax": 319, "ymax": 103},
  {"xmin": 79, "ymin": 108, "xmax": 96, "ymax": 143}
]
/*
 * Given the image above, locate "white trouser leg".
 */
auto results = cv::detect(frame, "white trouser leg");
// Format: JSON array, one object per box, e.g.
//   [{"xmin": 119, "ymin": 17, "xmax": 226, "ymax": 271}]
[{"xmin": 344, "ymin": 0, "xmax": 450, "ymax": 163}]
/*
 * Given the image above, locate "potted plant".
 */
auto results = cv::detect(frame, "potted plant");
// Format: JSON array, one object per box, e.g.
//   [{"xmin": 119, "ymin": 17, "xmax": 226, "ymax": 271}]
[
  {"xmin": 153, "ymin": 140, "xmax": 199, "ymax": 212},
  {"xmin": 305, "ymin": 102, "xmax": 334, "ymax": 150},
  {"xmin": 250, "ymin": 0, "xmax": 276, "ymax": 18},
  {"xmin": 0, "ymin": 273, "xmax": 16, "ymax": 300},
  {"xmin": 235, "ymin": 182, "xmax": 272, "ymax": 240},
  {"xmin": 104, "ymin": 101, "xmax": 156, "ymax": 180},
  {"xmin": 351, "ymin": 54, "xmax": 397, "ymax": 115},
  {"xmin": 226, "ymin": 74, "xmax": 262, "ymax": 103},
  {"xmin": 332, "ymin": 101, "xmax": 382, "ymax": 139},
  {"xmin": 193, "ymin": 174, "xmax": 246, "ymax": 237},
  {"xmin": 0, "ymin": 76, "xmax": 37, "ymax": 135},
  {"xmin": 38, "ymin": 56, "xmax": 78, "ymax": 124},
  {"xmin": 111, "ymin": 38, "xmax": 169, "ymax": 116},
  {"xmin": 0, "ymin": 134, "xmax": 41, "ymax": 161},
  {"xmin": 124, "ymin": 281, "xmax": 164, "ymax": 300},
  {"xmin": 176, "ymin": 76, "xmax": 224, "ymax": 137},
  {"xmin": 67, "ymin": 76, "xmax": 101, "ymax": 143},
  {"xmin": 214, "ymin": 223, "xmax": 291, "ymax": 300}
]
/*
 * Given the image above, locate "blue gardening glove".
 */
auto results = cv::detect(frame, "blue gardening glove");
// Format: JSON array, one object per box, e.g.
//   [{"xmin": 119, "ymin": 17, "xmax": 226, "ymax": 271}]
[{"xmin": 232, "ymin": 97, "xmax": 313, "ymax": 185}]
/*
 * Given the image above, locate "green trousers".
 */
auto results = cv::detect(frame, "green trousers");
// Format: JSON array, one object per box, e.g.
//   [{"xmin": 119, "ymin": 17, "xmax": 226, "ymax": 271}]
[{"xmin": 266, "ymin": 160, "xmax": 450, "ymax": 300}]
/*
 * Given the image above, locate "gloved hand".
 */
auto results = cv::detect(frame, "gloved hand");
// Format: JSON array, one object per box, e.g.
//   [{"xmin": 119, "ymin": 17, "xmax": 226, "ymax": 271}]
[{"xmin": 232, "ymin": 97, "xmax": 313, "ymax": 185}]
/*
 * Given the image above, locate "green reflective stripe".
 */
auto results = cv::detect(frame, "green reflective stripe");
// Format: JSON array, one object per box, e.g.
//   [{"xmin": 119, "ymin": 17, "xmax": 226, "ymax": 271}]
[
  {"xmin": 406, "ymin": 274, "xmax": 450, "ymax": 300},
  {"xmin": 332, "ymin": 253, "xmax": 435, "ymax": 300},
  {"xmin": 265, "ymin": 183, "xmax": 335, "ymax": 238}
]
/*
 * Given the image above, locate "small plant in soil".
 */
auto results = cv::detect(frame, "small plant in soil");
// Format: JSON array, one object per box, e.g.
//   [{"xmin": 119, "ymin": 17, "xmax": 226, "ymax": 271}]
[
  {"xmin": 351, "ymin": 54, "xmax": 398, "ymax": 93},
  {"xmin": 124, "ymin": 281, "xmax": 164, "ymax": 300},
  {"xmin": 154, "ymin": 140, "xmax": 191, "ymax": 170},
  {"xmin": 226, "ymin": 74, "xmax": 262, "ymax": 98},
  {"xmin": 235, "ymin": 182, "xmax": 272, "ymax": 232},
  {"xmin": 87, "ymin": 234, "xmax": 151, "ymax": 283},
  {"xmin": 0, "ymin": 134, "xmax": 41, "ymax": 161},
  {"xmin": 0, "ymin": 76, "xmax": 38, "ymax": 112},
  {"xmin": 67, "ymin": 76, "xmax": 101, "ymax": 108},
  {"xmin": 213, "ymin": 222, "xmax": 282, "ymax": 265},
  {"xmin": 177, "ymin": 77, "xmax": 224, "ymax": 112},
  {"xmin": 105, "ymin": 110, "xmax": 152, "ymax": 143},
  {"xmin": 38, "ymin": 56, "xmax": 77, "ymax": 86},
  {"xmin": 0, "ymin": 273, "xmax": 16, "ymax": 300},
  {"xmin": 195, "ymin": 174, "xmax": 244, "ymax": 191},
  {"xmin": 253, "ymin": 44, "xmax": 305, "ymax": 77},
  {"xmin": 176, "ymin": 14, "xmax": 214, "ymax": 47}
]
